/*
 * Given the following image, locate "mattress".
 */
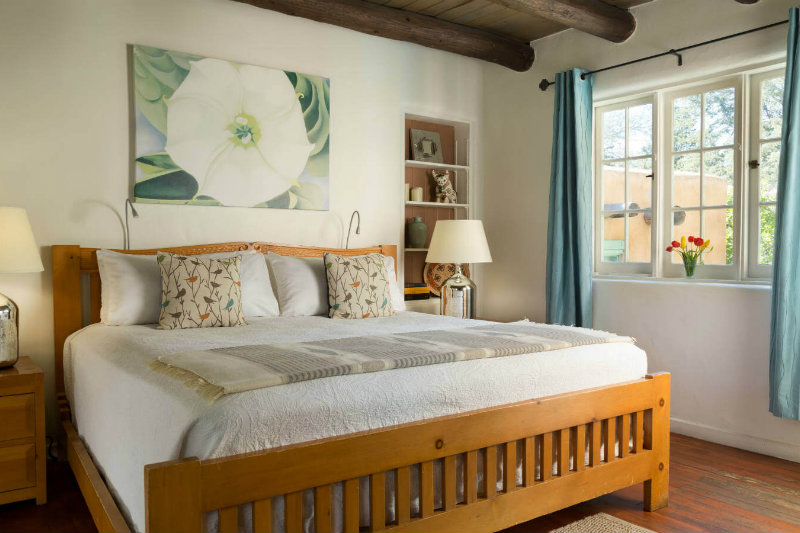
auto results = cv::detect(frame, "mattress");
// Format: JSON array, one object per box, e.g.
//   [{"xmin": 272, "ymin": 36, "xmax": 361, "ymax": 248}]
[{"xmin": 64, "ymin": 312, "xmax": 647, "ymax": 532}]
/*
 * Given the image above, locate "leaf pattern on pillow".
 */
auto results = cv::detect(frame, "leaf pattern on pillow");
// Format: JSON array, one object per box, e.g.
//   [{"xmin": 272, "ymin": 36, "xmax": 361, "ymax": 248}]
[
  {"xmin": 324, "ymin": 253, "xmax": 394, "ymax": 319},
  {"xmin": 157, "ymin": 253, "xmax": 246, "ymax": 329}
]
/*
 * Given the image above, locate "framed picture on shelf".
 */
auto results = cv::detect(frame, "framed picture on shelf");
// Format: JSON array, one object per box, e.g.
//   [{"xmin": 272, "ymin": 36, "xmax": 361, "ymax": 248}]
[{"xmin": 409, "ymin": 129, "xmax": 443, "ymax": 163}]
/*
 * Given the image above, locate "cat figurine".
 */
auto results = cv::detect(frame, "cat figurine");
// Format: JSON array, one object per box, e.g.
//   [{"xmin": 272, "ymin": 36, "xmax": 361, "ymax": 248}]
[{"xmin": 432, "ymin": 170, "xmax": 458, "ymax": 204}]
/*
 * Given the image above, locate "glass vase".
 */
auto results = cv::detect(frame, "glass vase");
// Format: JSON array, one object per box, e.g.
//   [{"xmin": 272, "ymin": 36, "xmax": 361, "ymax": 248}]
[{"xmin": 682, "ymin": 253, "xmax": 698, "ymax": 279}]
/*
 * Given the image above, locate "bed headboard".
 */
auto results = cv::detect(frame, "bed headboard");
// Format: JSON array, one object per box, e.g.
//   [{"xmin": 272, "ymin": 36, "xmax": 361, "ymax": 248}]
[{"xmin": 51, "ymin": 242, "xmax": 397, "ymax": 417}]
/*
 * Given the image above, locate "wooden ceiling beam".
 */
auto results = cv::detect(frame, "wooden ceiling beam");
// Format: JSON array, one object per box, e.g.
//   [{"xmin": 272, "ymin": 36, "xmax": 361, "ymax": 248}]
[
  {"xmin": 232, "ymin": 0, "xmax": 536, "ymax": 72},
  {"xmin": 484, "ymin": 0, "xmax": 636, "ymax": 43}
]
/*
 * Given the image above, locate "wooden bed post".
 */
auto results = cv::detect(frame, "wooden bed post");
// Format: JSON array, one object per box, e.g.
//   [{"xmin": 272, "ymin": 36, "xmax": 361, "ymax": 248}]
[
  {"xmin": 644, "ymin": 372, "xmax": 670, "ymax": 511},
  {"xmin": 144, "ymin": 458, "xmax": 203, "ymax": 533},
  {"xmin": 52, "ymin": 245, "xmax": 82, "ymax": 454}
]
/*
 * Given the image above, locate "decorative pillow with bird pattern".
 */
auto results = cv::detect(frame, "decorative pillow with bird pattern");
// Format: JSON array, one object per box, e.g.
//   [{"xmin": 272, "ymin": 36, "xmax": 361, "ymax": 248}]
[
  {"xmin": 324, "ymin": 252, "xmax": 394, "ymax": 319},
  {"xmin": 157, "ymin": 252, "xmax": 246, "ymax": 329}
]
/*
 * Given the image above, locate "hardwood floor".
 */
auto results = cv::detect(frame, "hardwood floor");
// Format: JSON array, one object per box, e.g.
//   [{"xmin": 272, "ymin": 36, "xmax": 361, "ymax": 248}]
[{"xmin": 0, "ymin": 433, "xmax": 798, "ymax": 533}]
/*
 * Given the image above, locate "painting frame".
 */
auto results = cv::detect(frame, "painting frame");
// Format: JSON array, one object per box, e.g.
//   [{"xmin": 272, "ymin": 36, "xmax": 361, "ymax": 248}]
[{"xmin": 131, "ymin": 44, "xmax": 330, "ymax": 210}]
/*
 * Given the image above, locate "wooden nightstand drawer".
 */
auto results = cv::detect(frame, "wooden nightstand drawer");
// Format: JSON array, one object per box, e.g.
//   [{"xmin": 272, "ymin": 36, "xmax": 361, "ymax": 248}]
[
  {"xmin": 0, "ymin": 443, "xmax": 36, "ymax": 493},
  {"xmin": 0, "ymin": 394, "xmax": 35, "ymax": 442}
]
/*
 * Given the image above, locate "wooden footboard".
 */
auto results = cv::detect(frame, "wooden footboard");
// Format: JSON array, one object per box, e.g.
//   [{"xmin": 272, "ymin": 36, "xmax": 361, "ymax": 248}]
[{"xmin": 145, "ymin": 373, "xmax": 670, "ymax": 533}]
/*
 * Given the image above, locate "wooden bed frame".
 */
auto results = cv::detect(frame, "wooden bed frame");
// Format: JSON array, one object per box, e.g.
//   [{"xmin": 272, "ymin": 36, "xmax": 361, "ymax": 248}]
[{"xmin": 52, "ymin": 242, "xmax": 669, "ymax": 533}]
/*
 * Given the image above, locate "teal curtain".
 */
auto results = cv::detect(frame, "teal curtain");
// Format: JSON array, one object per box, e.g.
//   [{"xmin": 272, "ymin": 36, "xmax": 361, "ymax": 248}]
[
  {"xmin": 770, "ymin": 8, "xmax": 800, "ymax": 420},
  {"xmin": 546, "ymin": 68, "xmax": 593, "ymax": 327}
]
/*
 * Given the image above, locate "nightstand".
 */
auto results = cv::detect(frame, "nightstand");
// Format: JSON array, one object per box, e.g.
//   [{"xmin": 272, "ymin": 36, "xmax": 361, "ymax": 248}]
[{"xmin": 0, "ymin": 357, "xmax": 46, "ymax": 506}]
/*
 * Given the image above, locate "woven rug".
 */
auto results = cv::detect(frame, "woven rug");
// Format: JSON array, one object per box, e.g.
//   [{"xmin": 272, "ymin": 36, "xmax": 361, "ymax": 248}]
[{"xmin": 550, "ymin": 513, "xmax": 656, "ymax": 533}]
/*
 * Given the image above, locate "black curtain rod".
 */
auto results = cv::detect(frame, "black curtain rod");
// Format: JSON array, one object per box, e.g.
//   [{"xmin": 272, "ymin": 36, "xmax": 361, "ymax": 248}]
[{"xmin": 539, "ymin": 18, "xmax": 789, "ymax": 91}]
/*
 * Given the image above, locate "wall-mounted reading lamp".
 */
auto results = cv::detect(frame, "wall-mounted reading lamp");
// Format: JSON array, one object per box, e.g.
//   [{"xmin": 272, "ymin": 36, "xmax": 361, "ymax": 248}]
[
  {"xmin": 125, "ymin": 199, "xmax": 139, "ymax": 250},
  {"xmin": 346, "ymin": 210, "xmax": 360, "ymax": 249}
]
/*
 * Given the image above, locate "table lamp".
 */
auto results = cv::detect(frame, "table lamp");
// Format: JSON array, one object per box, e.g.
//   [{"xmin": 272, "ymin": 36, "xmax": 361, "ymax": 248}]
[
  {"xmin": 425, "ymin": 220, "xmax": 492, "ymax": 319},
  {"xmin": 0, "ymin": 207, "xmax": 44, "ymax": 368}
]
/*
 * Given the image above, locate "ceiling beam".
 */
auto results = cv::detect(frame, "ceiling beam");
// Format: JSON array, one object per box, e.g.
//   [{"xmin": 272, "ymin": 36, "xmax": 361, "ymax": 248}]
[
  {"xmin": 484, "ymin": 0, "xmax": 636, "ymax": 43},
  {"xmin": 232, "ymin": 0, "xmax": 535, "ymax": 72}
]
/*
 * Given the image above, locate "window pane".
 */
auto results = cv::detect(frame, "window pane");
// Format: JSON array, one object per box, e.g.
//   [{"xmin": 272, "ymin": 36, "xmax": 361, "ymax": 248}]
[
  {"xmin": 673, "ymin": 153, "xmax": 701, "ymax": 207},
  {"xmin": 628, "ymin": 158, "xmax": 652, "ymax": 209},
  {"xmin": 628, "ymin": 103, "xmax": 652, "ymax": 157},
  {"xmin": 671, "ymin": 210, "xmax": 700, "ymax": 263},
  {"xmin": 761, "ymin": 76, "xmax": 784, "ymax": 139},
  {"xmin": 703, "ymin": 87, "xmax": 735, "ymax": 148},
  {"xmin": 760, "ymin": 205, "xmax": 776, "ymax": 265},
  {"xmin": 601, "ymin": 161, "xmax": 625, "ymax": 208},
  {"xmin": 703, "ymin": 148, "xmax": 734, "ymax": 206},
  {"xmin": 602, "ymin": 213, "xmax": 626, "ymax": 262},
  {"xmin": 673, "ymin": 94, "xmax": 701, "ymax": 151},
  {"xmin": 702, "ymin": 208, "xmax": 733, "ymax": 265},
  {"xmin": 760, "ymin": 141, "xmax": 781, "ymax": 203},
  {"xmin": 627, "ymin": 212, "xmax": 652, "ymax": 263},
  {"xmin": 603, "ymin": 109, "xmax": 625, "ymax": 160}
]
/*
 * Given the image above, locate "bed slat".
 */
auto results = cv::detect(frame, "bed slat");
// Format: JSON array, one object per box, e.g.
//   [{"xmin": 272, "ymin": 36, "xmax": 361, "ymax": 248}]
[
  {"xmin": 522, "ymin": 437, "xmax": 535, "ymax": 487},
  {"xmin": 369, "ymin": 472, "xmax": 385, "ymax": 531},
  {"xmin": 443, "ymin": 455, "xmax": 457, "ymax": 510},
  {"xmin": 484, "ymin": 446, "xmax": 497, "ymax": 499},
  {"xmin": 395, "ymin": 466, "xmax": 411, "ymax": 524},
  {"xmin": 419, "ymin": 461, "xmax": 434, "ymax": 517},
  {"xmin": 89, "ymin": 272, "xmax": 101, "ymax": 324},
  {"xmin": 540, "ymin": 433, "xmax": 552, "ymax": 481},
  {"xmin": 315, "ymin": 485, "xmax": 332, "ymax": 533},
  {"xmin": 464, "ymin": 450, "xmax": 478, "ymax": 504},
  {"xmin": 633, "ymin": 411, "xmax": 643, "ymax": 453},
  {"xmin": 557, "ymin": 429, "xmax": 569, "ymax": 476},
  {"xmin": 620, "ymin": 414, "xmax": 631, "ymax": 458},
  {"xmin": 605, "ymin": 417, "xmax": 617, "ymax": 462},
  {"xmin": 252, "ymin": 499, "xmax": 271, "ymax": 533},
  {"xmin": 285, "ymin": 492, "xmax": 302, "ymax": 533},
  {"xmin": 218, "ymin": 506, "xmax": 238, "ymax": 533},
  {"xmin": 589, "ymin": 421, "xmax": 601, "ymax": 467},
  {"xmin": 343, "ymin": 479, "xmax": 359, "ymax": 533},
  {"xmin": 503, "ymin": 442, "xmax": 516, "ymax": 492},
  {"xmin": 573, "ymin": 424, "xmax": 586, "ymax": 472}
]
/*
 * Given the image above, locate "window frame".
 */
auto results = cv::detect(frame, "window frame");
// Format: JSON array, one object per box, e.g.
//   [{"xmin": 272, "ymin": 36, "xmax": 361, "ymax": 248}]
[
  {"xmin": 747, "ymin": 69, "xmax": 783, "ymax": 279},
  {"xmin": 593, "ymin": 65, "xmax": 783, "ymax": 282},
  {"xmin": 661, "ymin": 76, "xmax": 744, "ymax": 280},
  {"xmin": 594, "ymin": 95, "xmax": 658, "ymax": 276}
]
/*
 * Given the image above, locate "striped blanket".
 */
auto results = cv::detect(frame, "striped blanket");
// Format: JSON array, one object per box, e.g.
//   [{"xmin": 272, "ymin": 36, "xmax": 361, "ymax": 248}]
[{"xmin": 150, "ymin": 322, "xmax": 635, "ymax": 401}]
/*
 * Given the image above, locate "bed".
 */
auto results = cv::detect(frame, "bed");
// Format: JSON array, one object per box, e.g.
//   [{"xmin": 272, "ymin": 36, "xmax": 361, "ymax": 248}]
[{"xmin": 52, "ymin": 242, "xmax": 670, "ymax": 533}]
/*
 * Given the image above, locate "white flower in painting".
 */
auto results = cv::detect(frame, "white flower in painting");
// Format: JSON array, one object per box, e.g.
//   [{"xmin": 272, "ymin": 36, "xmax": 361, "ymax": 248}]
[{"xmin": 165, "ymin": 58, "xmax": 314, "ymax": 206}]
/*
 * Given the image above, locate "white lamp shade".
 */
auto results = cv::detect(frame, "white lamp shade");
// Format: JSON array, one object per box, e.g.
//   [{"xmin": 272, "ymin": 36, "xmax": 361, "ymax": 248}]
[
  {"xmin": 0, "ymin": 207, "xmax": 44, "ymax": 273},
  {"xmin": 425, "ymin": 220, "xmax": 492, "ymax": 264}
]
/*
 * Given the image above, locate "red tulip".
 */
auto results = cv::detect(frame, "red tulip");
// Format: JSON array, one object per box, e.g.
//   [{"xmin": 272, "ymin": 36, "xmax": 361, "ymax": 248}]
[
  {"xmin": 671, "ymin": 240, "xmax": 680, "ymax": 248},
  {"xmin": 694, "ymin": 238, "xmax": 704, "ymax": 246},
  {"xmin": 688, "ymin": 236, "xmax": 695, "ymax": 243},
  {"xmin": 666, "ymin": 246, "xmax": 673, "ymax": 252}
]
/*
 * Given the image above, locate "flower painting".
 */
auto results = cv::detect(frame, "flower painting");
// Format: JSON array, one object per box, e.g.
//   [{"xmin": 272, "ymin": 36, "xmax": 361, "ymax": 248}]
[{"xmin": 132, "ymin": 45, "xmax": 330, "ymax": 210}]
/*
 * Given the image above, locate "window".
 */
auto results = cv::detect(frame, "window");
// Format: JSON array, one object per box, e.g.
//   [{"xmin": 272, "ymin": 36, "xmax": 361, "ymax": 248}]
[
  {"xmin": 749, "ymin": 71, "xmax": 784, "ymax": 278},
  {"xmin": 595, "ymin": 97, "xmax": 656, "ymax": 275},
  {"xmin": 663, "ymin": 79, "xmax": 741, "ymax": 278},
  {"xmin": 594, "ymin": 67, "xmax": 783, "ymax": 280}
]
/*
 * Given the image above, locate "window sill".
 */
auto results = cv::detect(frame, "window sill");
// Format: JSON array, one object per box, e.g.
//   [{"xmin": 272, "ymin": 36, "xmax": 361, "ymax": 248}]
[{"xmin": 592, "ymin": 274, "xmax": 771, "ymax": 289}]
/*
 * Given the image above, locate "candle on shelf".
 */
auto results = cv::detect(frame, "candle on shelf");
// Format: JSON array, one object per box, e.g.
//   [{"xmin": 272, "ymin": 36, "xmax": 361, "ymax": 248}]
[{"xmin": 411, "ymin": 187, "xmax": 423, "ymax": 202}]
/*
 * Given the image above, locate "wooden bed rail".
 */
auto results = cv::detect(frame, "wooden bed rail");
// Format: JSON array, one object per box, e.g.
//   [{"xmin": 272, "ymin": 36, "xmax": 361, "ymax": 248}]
[{"xmin": 145, "ymin": 373, "xmax": 670, "ymax": 533}]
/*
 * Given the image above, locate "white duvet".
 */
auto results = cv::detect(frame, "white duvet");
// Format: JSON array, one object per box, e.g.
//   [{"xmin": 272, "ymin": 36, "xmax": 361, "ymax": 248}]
[{"xmin": 64, "ymin": 312, "xmax": 647, "ymax": 532}]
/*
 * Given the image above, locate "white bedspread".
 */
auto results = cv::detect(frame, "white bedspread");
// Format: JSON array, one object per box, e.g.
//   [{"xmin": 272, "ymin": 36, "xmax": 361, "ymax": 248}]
[{"xmin": 64, "ymin": 313, "xmax": 647, "ymax": 532}]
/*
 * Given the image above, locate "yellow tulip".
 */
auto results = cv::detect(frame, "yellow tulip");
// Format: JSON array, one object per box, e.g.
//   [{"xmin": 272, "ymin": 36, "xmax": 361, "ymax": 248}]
[
  {"xmin": 701, "ymin": 240, "xmax": 709, "ymax": 250},
  {"xmin": 681, "ymin": 236, "xmax": 686, "ymax": 249}
]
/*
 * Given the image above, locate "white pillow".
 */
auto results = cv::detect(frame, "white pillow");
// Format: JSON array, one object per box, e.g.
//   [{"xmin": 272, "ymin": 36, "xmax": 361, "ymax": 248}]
[
  {"xmin": 267, "ymin": 253, "xmax": 328, "ymax": 317},
  {"xmin": 96, "ymin": 249, "xmax": 278, "ymax": 325},
  {"xmin": 96, "ymin": 250, "xmax": 161, "ymax": 326},
  {"xmin": 267, "ymin": 251, "xmax": 405, "ymax": 317}
]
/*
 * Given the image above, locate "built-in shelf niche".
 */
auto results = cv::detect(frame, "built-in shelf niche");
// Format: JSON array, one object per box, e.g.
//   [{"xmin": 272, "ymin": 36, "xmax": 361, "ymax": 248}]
[{"xmin": 403, "ymin": 114, "xmax": 472, "ymax": 289}]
